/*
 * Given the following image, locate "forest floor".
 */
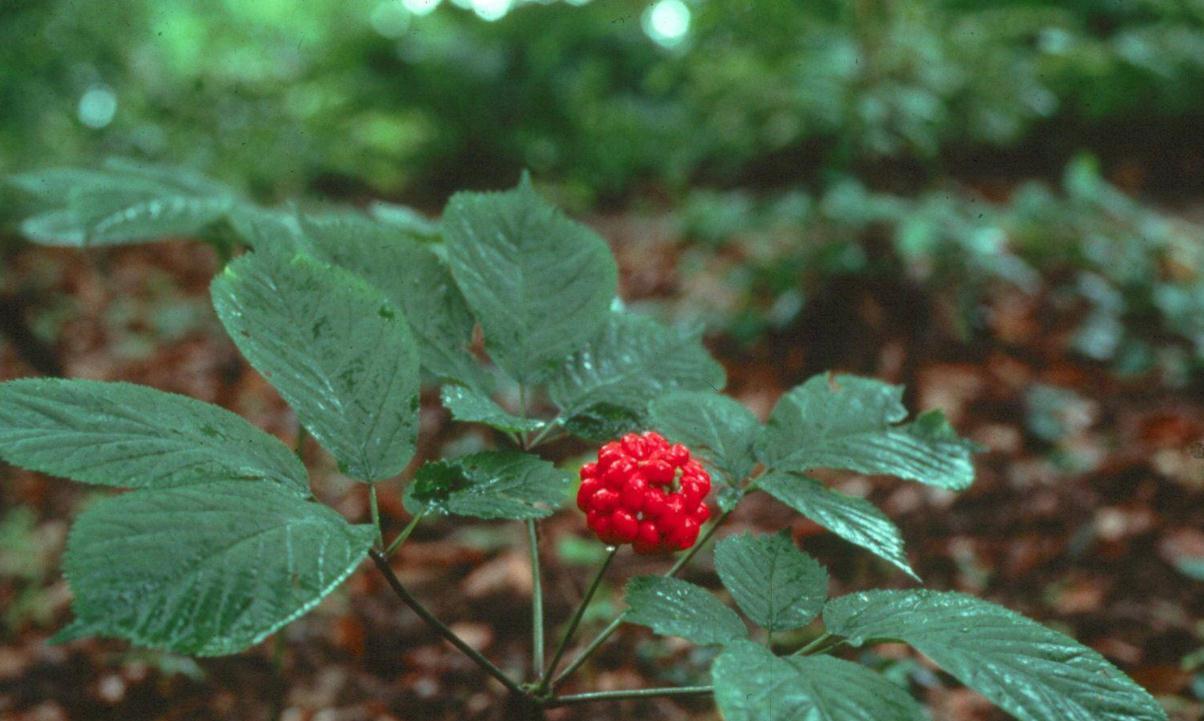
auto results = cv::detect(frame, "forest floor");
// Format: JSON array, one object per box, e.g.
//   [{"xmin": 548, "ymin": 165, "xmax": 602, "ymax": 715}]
[{"xmin": 0, "ymin": 215, "xmax": 1201, "ymax": 721}]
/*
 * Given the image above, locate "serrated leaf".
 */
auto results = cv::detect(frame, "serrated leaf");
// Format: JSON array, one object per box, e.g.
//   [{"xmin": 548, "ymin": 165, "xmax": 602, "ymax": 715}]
[
  {"xmin": 10, "ymin": 167, "xmax": 131, "ymax": 200},
  {"xmin": 12, "ymin": 160, "xmax": 236, "ymax": 246},
  {"xmin": 757, "ymin": 373, "xmax": 976, "ymax": 490},
  {"xmin": 624, "ymin": 576, "xmax": 747, "ymax": 646},
  {"xmin": 561, "ymin": 402, "xmax": 647, "ymax": 442},
  {"xmin": 403, "ymin": 451, "xmax": 570, "ymax": 520},
  {"xmin": 649, "ymin": 391, "xmax": 758, "ymax": 482},
  {"xmin": 759, "ymin": 472, "xmax": 918, "ymax": 580},
  {"xmin": 211, "ymin": 251, "xmax": 420, "ymax": 482},
  {"xmin": 549, "ymin": 313, "xmax": 726, "ymax": 428},
  {"xmin": 0, "ymin": 379, "xmax": 307, "ymax": 494},
  {"xmin": 443, "ymin": 175, "xmax": 617, "ymax": 383},
  {"xmin": 224, "ymin": 204, "xmax": 307, "ymax": 252},
  {"xmin": 714, "ymin": 532, "xmax": 827, "ymax": 631},
  {"xmin": 824, "ymin": 590, "xmax": 1168, "ymax": 721},
  {"xmin": 440, "ymin": 385, "xmax": 543, "ymax": 434},
  {"xmin": 368, "ymin": 201, "xmax": 441, "ymax": 240},
  {"xmin": 713, "ymin": 640, "xmax": 927, "ymax": 721},
  {"xmin": 100, "ymin": 158, "xmax": 234, "ymax": 197},
  {"xmin": 59, "ymin": 481, "xmax": 375, "ymax": 656},
  {"xmin": 298, "ymin": 212, "xmax": 486, "ymax": 387}
]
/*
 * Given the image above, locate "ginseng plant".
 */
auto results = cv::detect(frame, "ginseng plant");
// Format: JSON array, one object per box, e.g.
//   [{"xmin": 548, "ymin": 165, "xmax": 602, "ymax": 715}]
[{"xmin": 0, "ymin": 173, "xmax": 1167, "ymax": 720}]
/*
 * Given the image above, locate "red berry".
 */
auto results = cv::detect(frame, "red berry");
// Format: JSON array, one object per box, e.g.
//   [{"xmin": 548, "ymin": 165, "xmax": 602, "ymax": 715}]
[
  {"xmin": 611, "ymin": 509, "xmax": 640, "ymax": 543},
  {"xmin": 587, "ymin": 509, "xmax": 609, "ymax": 535},
  {"xmin": 578, "ymin": 431, "xmax": 712, "ymax": 555},
  {"xmin": 604, "ymin": 459, "xmax": 634, "ymax": 487},
  {"xmin": 643, "ymin": 459, "xmax": 675, "ymax": 485},
  {"xmin": 668, "ymin": 517, "xmax": 700, "ymax": 550},
  {"xmin": 681, "ymin": 480, "xmax": 705, "ymax": 505},
  {"xmin": 592, "ymin": 488, "xmax": 619, "ymax": 513},
  {"xmin": 642, "ymin": 431, "xmax": 669, "ymax": 452},
  {"xmin": 577, "ymin": 480, "xmax": 602, "ymax": 511},
  {"xmin": 621, "ymin": 475, "xmax": 648, "ymax": 513},
  {"xmin": 620, "ymin": 433, "xmax": 647, "ymax": 458},
  {"xmin": 663, "ymin": 494, "xmax": 685, "ymax": 520},
  {"xmin": 643, "ymin": 487, "xmax": 669, "ymax": 518},
  {"xmin": 597, "ymin": 445, "xmax": 623, "ymax": 469},
  {"xmin": 637, "ymin": 520, "xmax": 661, "ymax": 546}
]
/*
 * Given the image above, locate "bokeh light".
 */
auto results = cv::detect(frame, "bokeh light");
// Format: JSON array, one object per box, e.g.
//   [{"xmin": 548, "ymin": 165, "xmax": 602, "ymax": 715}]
[
  {"xmin": 642, "ymin": 0, "xmax": 690, "ymax": 48},
  {"xmin": 77, "ymin": 86, "xmax": 117, "ymax": 129},
  {"xmin": 472, "ymin": 0, "xmax": 512, "ymax": 22}
]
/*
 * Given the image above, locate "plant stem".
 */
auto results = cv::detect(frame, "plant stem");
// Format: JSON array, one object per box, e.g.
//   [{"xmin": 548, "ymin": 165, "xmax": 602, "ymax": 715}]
[
  {"xmin": 552, "ymin": 506, "xmax": 737, "ymax": 687},
  {"xmin": 518, "ymin": 384, "xmax": 530, "ymax": 447},
  {"xmin": 792, "ymin": 632, "xmax": 845, "ymax": 657},
  {"xmin": 539, "ymin": 546, "xmax": 618, "ymax": 692},
  {"xmin": 383, "ymin": 510, "xmax": 425, "ymax": 557},
  {"xmin": 527, "ymin": 519, "xmax": 545, "ymax": 679},
  {"xmin": 546, "ymin": 686, "xmax": 713, "ymax": 707},
  {"xmin": 665, "ymin": 505, "xmax": 733, "ymax": 577},
  {"xmin": 369, "ymin": 486, "xmax": 385, "ymax": 549},
  {"xmin": 550, "ymin": 613, "xmax": 621, "ymax": 687},
  {"xmin": 369, "ymin": 549, "xmax": 526, "ymax": 697},
  {"xmin": 526, "ymin": 415, "xmax": 562, "ymax": 448},
  {"xmin": 794, "ymin": 632, "xmax": 832, "ymax": 656}
]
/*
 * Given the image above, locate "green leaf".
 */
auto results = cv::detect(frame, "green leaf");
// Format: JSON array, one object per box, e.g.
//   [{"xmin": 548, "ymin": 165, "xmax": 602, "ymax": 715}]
[
  {"xmin": 759, "ymin": 472, "xmax": 918, "ymax": 580},
  {"xmin": 12, "ymin": 159, "xmax": 236, "ymax": 246},
  {"xmin": 0, "ymin": 379, "xmax": 307, "ymax": 494},
  {"xmin": 298, "ymin": 212, "xmax": 486, "ymax": 387},
  {"xmin": 549, "ymin": 313, "xmax": 726, "ymax": 425},
  {"xmin": 713, "ymin": 640, "xmax": 927, "ymax": 721},
  {"xmin": 824, "ymin": 590, "xmax": 1168, "ymax": 721},
  {"xmin": 403, "ymin": 451, "xmax": 569, "ymax": 520},
  {"xmin": 440, "ymin": 385, "xmax": 543, "ymax": 434},
  {"xmin": 368, "ymin": 201, "xmax": 441, "ymax": 240},
  {"xmin": 757, "ymin": 373, "xmax": 976, "ymax": 490},
  {"xmin": 561, "ymin": 402, "xmax": 647, "ymax": 443},
  {"xmin": 59, "ymin": 481, "xmax": 375, "ymax": 656},
  {"xmin": 224, "ymin": 204, "xmax": 307, "ymax": 252},
  {"xmin": 714, "ymin": 532, "xmax": 827, "ymax": 631},
  {"xmin": 211, "ymin": 251, "xmax": 421, "ymax": 482},
  {"xmin": 624, "ymin": 576, "xmax": 747, "ymax": 646},
  {"xmin": 443, "ymin": 175, "xmax": 618, "ymax": 383},
  {"xmin": 716, "ymin": 485, "xmax": 746, "ymax": 513},
  {"xmin": 648, "ymin": 390, "xmax": 758, "ymax": 482}
]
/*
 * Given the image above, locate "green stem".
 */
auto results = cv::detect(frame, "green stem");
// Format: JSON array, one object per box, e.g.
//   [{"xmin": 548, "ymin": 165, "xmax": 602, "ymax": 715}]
[
  {"xmin": 553, "ymin": 506, "xmax": 737, "ymax": 687},
  {"xmin": 546, "ymin": 686, "xmax": 713, "ymax": 707},
  {"xmin": 369, "ymin": 486, "xmax": 385, "ymax": 549},
  {"xmin": 666, "ymin": 505, "xmax": 733, "ymax": 577},
  {"xmin": 793, "ymin": 633, "xmax": 845, "ymax": 657},
  {"xmin": 794, "ymin": 632, "xmax": 831, "ymax": 656},
  {"xmin": 551, "ymin": 613, "xmax": 621, "ymax": 687},
  {"xmin": 383, "ymin": 510, "xmax": 426, "ymax": 557},
  {"xmin": 526, "ymin": 415, "xmax": 562, "ymax": 449},
  {"xmin": 369, "ymin": 550, "xmax": 526, "ymax": 697},
  {"xmin": 539, "ymin": 546, "xmax": 618, "ymax": 692},
  {"xmin": 527, "ymin": 519, "xmax": 545, "ymax": 679},
  {"xmin": 518, "ymin": 384, "xmax": 530, "ymax": 447}
]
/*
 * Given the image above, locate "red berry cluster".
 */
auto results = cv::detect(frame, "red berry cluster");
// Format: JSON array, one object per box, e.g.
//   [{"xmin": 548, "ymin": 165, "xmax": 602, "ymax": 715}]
[{"xmin": 577, "ymin": 431, "xmax": 712, "ymax": 554}]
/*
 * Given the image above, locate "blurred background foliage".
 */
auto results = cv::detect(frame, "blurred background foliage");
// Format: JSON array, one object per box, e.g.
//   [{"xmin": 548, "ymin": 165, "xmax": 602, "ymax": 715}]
[{"xmin": 4, "ymin": 0, "xmax": 1204, "ymax": 202}]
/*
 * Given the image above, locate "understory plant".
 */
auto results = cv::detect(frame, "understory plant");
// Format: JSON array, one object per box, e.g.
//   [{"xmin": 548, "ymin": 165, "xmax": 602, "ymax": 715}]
[{"xmin": 0, "ymin": 173, "xmax": 1168, "ymax": 720}]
